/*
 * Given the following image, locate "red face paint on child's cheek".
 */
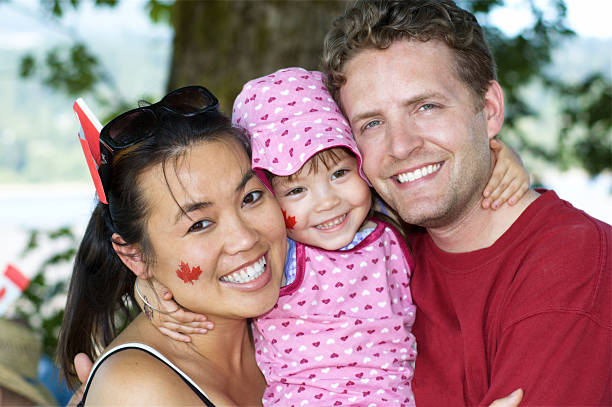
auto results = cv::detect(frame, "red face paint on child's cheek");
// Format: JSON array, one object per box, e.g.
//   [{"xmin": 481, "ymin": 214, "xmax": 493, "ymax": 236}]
[
  {"xmin": 282, "ymin": 209, "xmax": 296, "ymax": 229},
  {"xmin": 175, "ymin": 261, "xmax": 202, "ymax": 285}
]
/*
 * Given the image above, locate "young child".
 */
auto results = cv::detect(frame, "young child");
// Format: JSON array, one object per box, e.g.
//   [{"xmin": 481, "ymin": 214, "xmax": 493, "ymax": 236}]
[
  {"xmin": 141, "ymin": 68, "xmax": 529, "ymax": 406},
  {"xmin": 232, "ymin": 67, "xmax": 418, "ymax": 406}
]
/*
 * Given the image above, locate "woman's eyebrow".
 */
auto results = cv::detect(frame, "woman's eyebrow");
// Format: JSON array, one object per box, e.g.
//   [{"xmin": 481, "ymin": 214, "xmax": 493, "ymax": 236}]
[
  {"xmin": 236, "ymin": 169, "xmax": 256, "ymax": 192},
  {"xmin": 175, "ymin": 170, "xmax": 256, "ymax": 224},
  {"xmin": 175, "ymin": 201, "xmax": 212, "ymax": 224}
]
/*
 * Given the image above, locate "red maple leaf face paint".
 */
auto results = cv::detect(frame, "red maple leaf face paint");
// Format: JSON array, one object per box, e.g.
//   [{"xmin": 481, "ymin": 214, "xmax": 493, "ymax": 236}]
[
  {"xmin": 282, "ymin": 209, "xmax": 296, "ymax": 229},
  {"xmin": 175, "ymin": 261, "xmax": 203, "ymax": 285}
]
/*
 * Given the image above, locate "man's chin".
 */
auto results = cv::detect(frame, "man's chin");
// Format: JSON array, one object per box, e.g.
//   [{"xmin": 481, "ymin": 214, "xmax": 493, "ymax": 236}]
[
  {"xmin": 394, "ymin": 199, "xmax": 453, "ymax": 228},
  {"xmin": 399, "ymin": 210, "xmax": 447, "ymax": 228}
]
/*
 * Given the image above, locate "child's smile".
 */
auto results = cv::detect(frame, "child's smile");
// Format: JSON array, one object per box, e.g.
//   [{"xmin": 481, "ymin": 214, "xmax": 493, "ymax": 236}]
[
  {"xmin": 272, "ymin": 149, "xmax": 372, "ymax": 250},
  {"xmin": 315, "ymin": 213, "xmax": 348, "ymax": 230}
]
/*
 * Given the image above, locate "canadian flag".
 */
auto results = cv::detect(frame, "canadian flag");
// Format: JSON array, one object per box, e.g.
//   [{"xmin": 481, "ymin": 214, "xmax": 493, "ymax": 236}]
[
  {"xmin": 0, "ymin": 264, "xmax": 30, "ymax": 316},
  {"xmin": 73, "ymin": 98, "xmax": 106, "ymax": 204}
]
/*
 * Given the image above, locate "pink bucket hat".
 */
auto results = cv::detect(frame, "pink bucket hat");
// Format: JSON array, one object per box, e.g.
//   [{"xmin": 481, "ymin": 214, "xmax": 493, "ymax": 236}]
[{"xmin": 232, "ymin": 67, "xmax": 368, "ymax": 190}]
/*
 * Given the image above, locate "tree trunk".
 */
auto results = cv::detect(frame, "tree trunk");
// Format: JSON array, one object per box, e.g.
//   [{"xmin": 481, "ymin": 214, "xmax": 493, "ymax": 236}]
[{"xmin": 167, "ymin": 0, "xmax": 348, "ymax": 113}]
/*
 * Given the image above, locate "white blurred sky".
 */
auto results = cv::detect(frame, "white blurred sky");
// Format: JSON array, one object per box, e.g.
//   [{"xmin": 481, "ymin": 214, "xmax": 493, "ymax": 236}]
[
  {"xmin": 489, "ymin": 0, "xmax": 612, "ymax": 38},
  {"xmin": 0, "ymin": 0, "xmax": 170, "ymax": 50}
]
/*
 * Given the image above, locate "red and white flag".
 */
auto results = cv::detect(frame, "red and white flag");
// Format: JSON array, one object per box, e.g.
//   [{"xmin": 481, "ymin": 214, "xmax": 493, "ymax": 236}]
[
  {"xmin": 0, "ymin": 264, "xmax": 30, "ymax": 316},
  {"xmin": 73, "ymin": 98, "xmax": 107, "ymax": 204}
]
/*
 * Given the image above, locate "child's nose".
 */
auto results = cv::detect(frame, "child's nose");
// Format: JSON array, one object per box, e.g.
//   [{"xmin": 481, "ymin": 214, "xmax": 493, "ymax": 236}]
[{"xmin": 314, "ymin": 188, "xmax": 341, "ymax": 212}]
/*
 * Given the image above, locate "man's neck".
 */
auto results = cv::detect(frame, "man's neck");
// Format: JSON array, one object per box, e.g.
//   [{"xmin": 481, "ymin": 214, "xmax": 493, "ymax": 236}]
[{"xmin": 427, "ymin": 189, "xmax": 540, "ymax": 253}]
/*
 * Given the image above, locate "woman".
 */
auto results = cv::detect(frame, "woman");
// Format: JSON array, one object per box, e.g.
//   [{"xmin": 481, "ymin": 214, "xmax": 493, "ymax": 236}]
[
  {"xmin": 58, "ymin": 86, "xmax": 287, "ymax": 405},
  {"xmin": 61, "ymin": 86, "xmax": 522, "ymax": 406}
]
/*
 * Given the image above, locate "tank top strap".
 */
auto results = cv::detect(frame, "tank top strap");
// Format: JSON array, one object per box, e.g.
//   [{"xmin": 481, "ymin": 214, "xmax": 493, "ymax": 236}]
[{"xmin": 77, "ymin": 342, "xmax": 215, "ymax": 406}]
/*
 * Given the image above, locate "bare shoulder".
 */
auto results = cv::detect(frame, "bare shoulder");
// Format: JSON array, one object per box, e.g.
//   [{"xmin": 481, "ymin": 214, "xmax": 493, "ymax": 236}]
[{"xmin": 84, "ymin": 348, "xmax": 204, "ymax": 406}]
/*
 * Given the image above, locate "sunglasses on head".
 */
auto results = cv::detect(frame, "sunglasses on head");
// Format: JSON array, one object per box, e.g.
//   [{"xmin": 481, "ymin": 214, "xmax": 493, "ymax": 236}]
[{"xmin": 98, "ymin": 85, "xmax": 219, "ymax": 200}]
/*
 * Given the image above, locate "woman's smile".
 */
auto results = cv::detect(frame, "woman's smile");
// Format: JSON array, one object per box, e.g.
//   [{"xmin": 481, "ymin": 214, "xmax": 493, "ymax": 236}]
[{"xmin": 220, "ymin": 255, "xmax": 266, "ymax": 283}]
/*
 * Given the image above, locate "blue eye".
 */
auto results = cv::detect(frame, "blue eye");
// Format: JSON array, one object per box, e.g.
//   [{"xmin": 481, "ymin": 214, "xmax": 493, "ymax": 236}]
[
  {"xmin": 242, "ymin": 190, "xmax": 263, "ymax": 206},
  {"xmin": 331, "ymin": 169, "xmax": 348, "ymax": 180},
  {"xmin": 363, "ymin": 119, "xmax": 382, "ymax": 130},
  {"xmin": 188, "ymin": 219, "xmax": 213, "ymax": 233},
  {"xmin": 419, "ymin": 103, "xmax": 435, "ymax": 111}
]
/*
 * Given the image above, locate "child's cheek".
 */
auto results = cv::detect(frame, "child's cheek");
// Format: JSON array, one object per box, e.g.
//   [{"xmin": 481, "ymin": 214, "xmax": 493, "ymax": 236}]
[
  {"xmin": 282, "ymin": 209, "xmax": 297, "ymax": 229},
  {"xmin": 175, "ymin": 260, "xmax": 203, "ymax": 285},
  {"xmin": 285, "ymin": 228, "xmax": 301, "ymax": 243}
]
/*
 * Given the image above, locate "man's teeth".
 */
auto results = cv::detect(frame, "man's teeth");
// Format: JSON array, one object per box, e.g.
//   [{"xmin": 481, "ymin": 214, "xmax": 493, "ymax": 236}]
[
  {"xmin": 397, "ymin": 163, "xmax": 441, "ymax": 183},
  {"xmin": 220, "ymin": 257, "xmax": 266, "ymax": 283},
  {"xmin": 315, "ymin": 213, "xmax": 346, "ymax": 230}
]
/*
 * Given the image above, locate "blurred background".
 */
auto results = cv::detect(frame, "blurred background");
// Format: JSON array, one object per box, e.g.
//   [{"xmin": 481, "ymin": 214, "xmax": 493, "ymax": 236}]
[{"xmin": 0, "ymin": 0, "xmax": 610, "ymax": 404}]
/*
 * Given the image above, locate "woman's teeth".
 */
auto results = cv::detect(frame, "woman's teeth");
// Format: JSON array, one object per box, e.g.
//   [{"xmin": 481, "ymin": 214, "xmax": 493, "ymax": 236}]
[
  {"xmin": 397, "ymin": 163, "xmax": 441, "ymax": 183},
  {"xmin": 220, "ymin": 257, "xmax": 266, "ymax": 283},
  {"xmin": 315, "ymin": 213, "xmax": 346, "ymax": 230}
]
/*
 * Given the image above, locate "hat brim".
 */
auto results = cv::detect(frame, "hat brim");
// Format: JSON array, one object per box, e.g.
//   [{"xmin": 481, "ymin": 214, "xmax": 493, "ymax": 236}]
[{"xmin": 0, "ymin": 365, "xmax": 57, "ymax": 406}]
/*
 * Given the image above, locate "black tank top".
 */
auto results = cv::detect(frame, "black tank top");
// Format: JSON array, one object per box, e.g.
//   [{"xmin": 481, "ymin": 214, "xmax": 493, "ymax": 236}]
[{"xmin": 77, "ymin": 342, "xmax": 215, "ymax": 406}]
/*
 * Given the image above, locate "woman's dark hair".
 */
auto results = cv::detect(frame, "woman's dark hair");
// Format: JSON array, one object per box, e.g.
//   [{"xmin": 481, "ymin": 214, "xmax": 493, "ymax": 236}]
[{"xmin": 57, "ymin": 107, "xmax": 250, "ymax": 389}]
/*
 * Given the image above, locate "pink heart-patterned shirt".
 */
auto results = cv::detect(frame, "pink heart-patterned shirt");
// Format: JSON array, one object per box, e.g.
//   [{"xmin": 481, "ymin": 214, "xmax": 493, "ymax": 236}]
[{"xmin": 253, "ymin": 218, "xmax": 417, "ymax": 406}]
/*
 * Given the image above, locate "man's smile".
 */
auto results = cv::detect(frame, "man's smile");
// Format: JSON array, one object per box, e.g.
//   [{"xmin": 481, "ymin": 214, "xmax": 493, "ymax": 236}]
[{"xmin": 394, "ymin": 162, "xmax": 443, "ymax": 184}]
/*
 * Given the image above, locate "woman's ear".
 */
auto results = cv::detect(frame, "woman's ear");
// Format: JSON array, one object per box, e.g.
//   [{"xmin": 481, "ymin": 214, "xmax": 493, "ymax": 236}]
[
  {"xmin": 111, "ymin": 233, "xmax": 150, "ymax": 278},
  {"xmin": 134, "ymin": 276, "xmax": 178, "ymax": 315}
]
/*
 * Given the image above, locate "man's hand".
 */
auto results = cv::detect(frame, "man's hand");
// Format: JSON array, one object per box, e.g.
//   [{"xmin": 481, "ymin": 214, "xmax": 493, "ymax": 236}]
[
  {"xmin": 75, "ymin": 353, "xmax": 94, "ymax": 383},
  {"xmin": 65, "ymin": 353, "xmax": 94, "ymax": 406}
]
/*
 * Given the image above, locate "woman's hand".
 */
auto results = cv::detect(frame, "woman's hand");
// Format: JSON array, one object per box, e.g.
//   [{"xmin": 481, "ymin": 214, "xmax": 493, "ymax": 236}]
[
  {"xmin": 482, "ymin": 139, "xmax": 530, "ymax": 210},
  {"xmin": 489, "ymin": 389, "xmax": 524, "ymax": 407},
  {"xmin": 134, "ymin": 278, "xmax": 213, "ymax": 343}
]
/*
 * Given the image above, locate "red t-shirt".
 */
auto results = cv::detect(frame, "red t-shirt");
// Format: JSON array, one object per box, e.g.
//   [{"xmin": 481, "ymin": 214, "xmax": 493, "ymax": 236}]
[{"xmin": 409, "ymin": 190, "xmax": 611, "ymax": 406}]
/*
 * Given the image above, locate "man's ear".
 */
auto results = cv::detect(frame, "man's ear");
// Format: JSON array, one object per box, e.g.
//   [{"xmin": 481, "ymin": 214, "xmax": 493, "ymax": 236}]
[
  {"xmin": 111, "ymin": 233, "xmax": 150, "ymax": 278},
  {"xmin": 483, "ymin": 80, "xmax": 505, "ymax": 140}
]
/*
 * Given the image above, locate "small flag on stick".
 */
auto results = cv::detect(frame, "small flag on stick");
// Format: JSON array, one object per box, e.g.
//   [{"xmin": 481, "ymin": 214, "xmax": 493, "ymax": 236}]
[
  {"xmin": 0, "ymin": 264, "xmax": 30, "ymax": 316},
  {"xmin": 73, "ymin": 98, "xmax": 107, "ymax": 204}
]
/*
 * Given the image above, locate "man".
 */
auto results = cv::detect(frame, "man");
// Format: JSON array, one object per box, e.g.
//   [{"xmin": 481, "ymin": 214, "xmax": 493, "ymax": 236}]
[{"xmin": 321, "ymin": 0, "xmax": 611, "ymax": 405}]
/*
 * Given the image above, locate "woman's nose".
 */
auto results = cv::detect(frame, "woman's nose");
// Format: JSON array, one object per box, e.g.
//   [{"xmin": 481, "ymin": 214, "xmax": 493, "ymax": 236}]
[{"xmin": 223, "ymin": 215, "xmax": 259, "ymax": 255}]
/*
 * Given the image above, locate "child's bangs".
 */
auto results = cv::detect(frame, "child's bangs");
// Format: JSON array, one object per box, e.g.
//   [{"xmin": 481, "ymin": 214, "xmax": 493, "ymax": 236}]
[{"xmin": 288, "ymin": 147, "xmax": 352, "ymax": 181}]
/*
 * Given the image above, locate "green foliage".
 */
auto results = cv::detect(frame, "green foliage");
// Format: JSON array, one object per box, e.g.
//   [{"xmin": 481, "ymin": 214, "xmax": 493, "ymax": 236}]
[
  {"xmin": 146, "ymin": 0, "xmax": 173, "ymax": 24},
  {"xmin": 467, "ymin": 0, "xmax": 505, "ymax": 14},
  {"xmin": 20, "ymin": 43, "xmax": 103, "ymax": 96},
  {"xmin": 18, "ymin": 54, "xmax": 36, "ymax": 77},
  {"xmin": 12, "ymin": 227, "xmax": 78, "ymax": 357},
  {"xmin": 464, "ymin": 0, "xmax": 611, "ymax": 175},
  {"xmin": 555, "ymin": 73, "xmax": 612, "ymax": 175},
  {"xmin": 475, "ymin": 0, "xmax": 574, "ymax": 126},
  {"xmin": 43, "ymin": 0, "xmax": 117, "ymax": 17},
  {"xmin": 11, "ymin": 225, "xmax": 137, "ymax": 358}
]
